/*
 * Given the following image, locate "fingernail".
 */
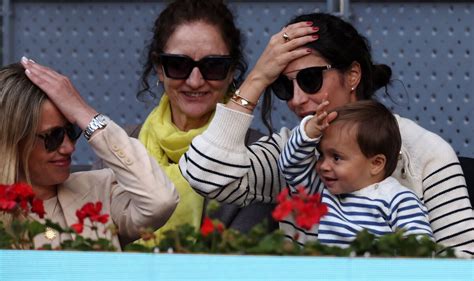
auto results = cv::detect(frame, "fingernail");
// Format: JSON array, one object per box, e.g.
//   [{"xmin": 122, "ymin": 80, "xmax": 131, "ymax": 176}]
[
  {"xmin": 21, "ymin": 56, "xmax": 28, "ymax": 63},
  {"xmin": 307, "ymin": 49, "xmax": 312, "ymax": 53},
  {"xmin": 25, "ymin": 69, "xmax": 31, "ymax": 75},
  {"xmin": 312, "ymin": 27, "xmax": 319, "ymax": 31},
  {"xmin": 29, "ymin": 58, "xmax": 35, "ymax": 63},
  {"xmin": 306, "ymin": 21, "xmax": 313, "ymax": 25},
  {"xmin": 312, "ymin": 35, "xmax": 319, "ymax": 39}
]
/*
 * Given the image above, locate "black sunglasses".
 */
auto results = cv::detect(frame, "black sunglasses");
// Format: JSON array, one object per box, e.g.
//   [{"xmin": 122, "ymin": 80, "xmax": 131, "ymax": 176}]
[
  {"xmin": 36, "ymin": 123, "xmax": 82, "ymax": 152},
  {"xmin": 270, "ymin": 65, "xmax": 336, "ymax": 101},
  {"xmin": 159, "ymin": 53, "xmax": 233, "ymax": 81}
]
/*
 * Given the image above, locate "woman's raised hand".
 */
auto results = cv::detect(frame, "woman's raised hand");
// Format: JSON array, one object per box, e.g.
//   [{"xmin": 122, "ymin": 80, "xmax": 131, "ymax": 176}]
[
  {"xmin": 20, "ymin": 57, "xmax": 97, "ymax": 130},
  {"xmin": 304, "ymin": 93, "xmax": 338, "ymax": 139},
  {"xmin": 228, "ymin": 22, "xmax": 318, "ymax": 113},
  {"xmin": 251, "ymin": 21, "xmax": 318, "ymax": 86}
]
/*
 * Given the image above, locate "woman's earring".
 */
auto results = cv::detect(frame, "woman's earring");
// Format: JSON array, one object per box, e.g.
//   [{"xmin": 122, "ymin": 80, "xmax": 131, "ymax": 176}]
[
  {"xmin": 156, "ymin": 80, "xmax": 160, "ymax": 87},
  {"xmin": 351, "ymin": 87, "xmax": 355, "ymax": 91}
]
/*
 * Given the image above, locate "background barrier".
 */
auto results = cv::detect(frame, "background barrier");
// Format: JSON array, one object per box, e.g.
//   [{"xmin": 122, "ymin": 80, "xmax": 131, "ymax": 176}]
[
  {"xmin": 2, "ymin": 1, "xmax": 473, "ymax": 164},
  {"xmin": 0, "ymin": 250, "xmax": 473, "ymax": 281}
]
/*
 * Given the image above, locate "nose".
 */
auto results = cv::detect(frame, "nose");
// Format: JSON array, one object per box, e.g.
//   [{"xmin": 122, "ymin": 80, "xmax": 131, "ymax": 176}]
[
  {"xmin": 57, "ymin": 134, "xmax": 76, "ymax": 155},
  {"xmin": 186, "ymin": 67, "xmax": 206, "ymax": 88},
  {"xmin": 289, "ymin": 81, "xmax": 309, "ymax": 107},
  {"xmin": 317, "ymin": 157, "xmax": 330, "ymax": 173}
]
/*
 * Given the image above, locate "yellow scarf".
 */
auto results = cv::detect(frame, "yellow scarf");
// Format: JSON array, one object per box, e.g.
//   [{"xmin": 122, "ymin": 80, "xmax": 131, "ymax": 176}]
[{"xmin": 138, "ymin": 95, "xmax": 209, "ymax": 245}]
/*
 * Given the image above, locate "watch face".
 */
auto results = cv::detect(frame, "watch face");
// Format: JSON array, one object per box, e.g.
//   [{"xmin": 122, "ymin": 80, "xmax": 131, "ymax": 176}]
[
  {"xmin": 96, "ymin": 114, "xmax": 110, "ymax": 125},
  {"xmin": 96, "ymin": 114, "xmax": 107, "ymax": 123}
]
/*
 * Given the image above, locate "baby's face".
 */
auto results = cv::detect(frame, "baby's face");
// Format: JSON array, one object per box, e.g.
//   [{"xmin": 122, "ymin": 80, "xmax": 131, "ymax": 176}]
[{"xmin": 316, "ymin": 123, "xmax": 375, "ymax": 195}]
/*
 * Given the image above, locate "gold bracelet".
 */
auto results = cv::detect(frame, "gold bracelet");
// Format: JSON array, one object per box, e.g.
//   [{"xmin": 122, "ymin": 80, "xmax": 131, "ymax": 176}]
[{"xmin": 230, "ymin": 89, "xmax": 257, "ymax": 111}]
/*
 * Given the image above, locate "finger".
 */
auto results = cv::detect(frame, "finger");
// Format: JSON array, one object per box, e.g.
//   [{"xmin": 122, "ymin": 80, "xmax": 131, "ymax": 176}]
[
  {"xmin": 23, "ymin": 62, "xmax": 72, "ymax": 100},
  {"xmin": 283, "ymin": 21, "xmax": 318, "ymax": 35},
  {"xmin": 283, "ymin": 24, "xmax": 319, "ymax": 43},
  {"xmin": 282, "ymin": 33, "xmax": 318, "ymax": 52},
  {"xmin": 25, "ymin": 61, "xmax": 62, "ymax": 81},
  {"xmin": 318, "ymin": 112, "xmax": 328, "ymax": 126},
  {"xmin": 316, "ymin": 100, "xmax": 330, "ymax": 111},
  {"xmin": 326, "ymin": 111, "xmax": 338, "ymax": 123},
  {"xmin": 21, "ymin": 57, "xmax": 65, "ymax": 83}
]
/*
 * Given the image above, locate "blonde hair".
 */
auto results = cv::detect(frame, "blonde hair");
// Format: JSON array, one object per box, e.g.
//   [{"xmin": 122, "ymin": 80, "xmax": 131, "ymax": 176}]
[{"xmin": 0, "ymin": 63, "xmax": 45, "ymax": 184}]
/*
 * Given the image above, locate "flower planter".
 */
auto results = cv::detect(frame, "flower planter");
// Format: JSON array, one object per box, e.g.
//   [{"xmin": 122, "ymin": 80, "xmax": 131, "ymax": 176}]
[{"xmin": 0, "ymin": 250, "xmax": 471, "ymax": 280}]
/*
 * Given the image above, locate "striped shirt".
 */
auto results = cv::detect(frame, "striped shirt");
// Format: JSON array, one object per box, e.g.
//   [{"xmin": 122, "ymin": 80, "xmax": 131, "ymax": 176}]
[
  {"xmin": 179, "ymin": 104, "xmax": 474, "ymax": 257},
  {"xmin": 319, "ymin": 182, "xmax": 433, "ymax": 246}
]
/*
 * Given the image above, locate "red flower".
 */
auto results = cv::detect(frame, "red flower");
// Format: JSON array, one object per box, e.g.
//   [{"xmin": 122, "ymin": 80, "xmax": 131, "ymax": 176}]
[
  {"xmin": 276, "ymin": 188, "xmax": 290, "ymax": 203},
  {"xmin": 31, "ymin": 199, "xmax": 45, "ymax": 219},
  {"xmin": 0, "ymin": 183, "xmax": 44, "ymax": 216},
  {"xmin": 75, "ymin": 201, "xmax": 109, "ymax": 225},
  {"xmin": 0, "ymin": 197, "xmax": 16, "ymax": 211},
  {"xmin": 272, "ymin": 200, "xmax": 293, "ymax": 221},
  {"xmin": 76, "ymin": 209, "xmax": 87, "ymax": 224},
  {"xmin": 71, "ymin": 201, "xmax": 110, "ymax": 235},
  {"xmin": 272, "ymin": 187, "xmax": 328, "ymax": 230},
  {"xmin": 71, "ymin": 223, "xmax": 84, "ymax": 234},
  {"xmin": 200, "ymin": 217, "xmax": 215, "ymax": 237},
  {"xmin": 93, "ymin": 214, "xmax": 109, "ymax": 224},
  {"xmin": 200, "ymin": 217, "xmax": 224, "ymax": 237},
  {"xmin": 10, "ymin": 182, "xmax": 35, "ymax": 197}
]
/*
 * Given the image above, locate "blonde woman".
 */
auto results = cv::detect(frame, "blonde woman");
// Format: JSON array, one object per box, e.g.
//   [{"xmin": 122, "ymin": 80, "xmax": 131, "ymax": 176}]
[{"xmin": 0, "ymin": 61, "xmax": 178, "ymax": 250}]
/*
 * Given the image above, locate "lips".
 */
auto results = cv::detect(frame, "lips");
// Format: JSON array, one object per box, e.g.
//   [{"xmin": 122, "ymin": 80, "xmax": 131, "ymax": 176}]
[
  {"xmin": 298, "ymin": 111, "xmax": 316, "ymax": 118},
  {"xmin": 50, "ymin": 157, "xmax": 71, "ymax": 167},
  {"xmin": 182, "ymin": 91, "xmax": 209, "ymax": 98},
  {"xmin": 321, "ymin": 175, "xmax": 337, "ymax": 187}
]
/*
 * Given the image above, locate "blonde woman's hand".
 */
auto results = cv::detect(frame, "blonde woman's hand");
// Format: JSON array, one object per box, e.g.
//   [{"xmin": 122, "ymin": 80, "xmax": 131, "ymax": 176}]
[
  {"xmin": 305, "ymin": 93, "xmax": 338, "ymax": 139},
  {"xmin": 20, "ymin": 57, "xmax": 97, "ymax": 130}
]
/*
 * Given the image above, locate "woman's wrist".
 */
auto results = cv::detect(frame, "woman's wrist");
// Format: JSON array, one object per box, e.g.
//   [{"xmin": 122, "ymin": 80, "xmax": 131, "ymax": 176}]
[
  {"xmin": 226, "ymin": 71, "xmax": 269, "ymax": 113},
  {"xmin": 75, "ymin": 107, "xmax": 99, "ymax": 130}
]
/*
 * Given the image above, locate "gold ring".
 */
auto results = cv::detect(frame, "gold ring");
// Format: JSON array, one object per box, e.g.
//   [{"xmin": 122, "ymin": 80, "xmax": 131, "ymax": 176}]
[{"xmin": 282, "ymin": 32, "xmax": 291, "ymax": 42}]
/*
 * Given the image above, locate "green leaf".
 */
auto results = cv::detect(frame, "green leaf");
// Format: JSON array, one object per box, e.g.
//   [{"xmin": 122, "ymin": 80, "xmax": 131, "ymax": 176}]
[
  {"xmin": 44, "ymin": 219, "xmax": 66, "ymax": 233},
  {"xmin": 27, "ymin": 220, "xmax": 46, "ymax": 238}
]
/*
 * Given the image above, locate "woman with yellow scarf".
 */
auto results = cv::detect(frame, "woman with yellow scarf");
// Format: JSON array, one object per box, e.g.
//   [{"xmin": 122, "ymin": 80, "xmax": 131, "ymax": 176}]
[{"xmin": 136, "ymin": 0, "xmax": 276, "ymax": 244}]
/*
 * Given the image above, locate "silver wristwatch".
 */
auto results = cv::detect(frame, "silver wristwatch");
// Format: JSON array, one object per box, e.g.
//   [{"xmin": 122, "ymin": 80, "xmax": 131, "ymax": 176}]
[{"xmin": 84, "ymin": 114, "xmax": 110, "ymax": 140}]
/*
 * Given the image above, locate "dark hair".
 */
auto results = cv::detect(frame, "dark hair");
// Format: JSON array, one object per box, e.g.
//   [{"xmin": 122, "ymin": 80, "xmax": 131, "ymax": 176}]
[
  {"xmin": 261, "ymin": 12, "xmax": 392, "ymax": 133},
  {"xmin": 331, "ymin": 100, "xmax": 401, "ymax": 178},
  {"xmin": 137, "ymin": 0, "xmax": 247, "ymax": 101}
]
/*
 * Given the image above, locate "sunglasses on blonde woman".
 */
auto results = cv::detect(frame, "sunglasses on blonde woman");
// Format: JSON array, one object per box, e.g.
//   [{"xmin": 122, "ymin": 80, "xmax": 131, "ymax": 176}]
[
  {"xmin": 36, "ymin": 123, "xmax": 82, "ymax": 152},
  {"xmin": 270, "ymin": 65, "xmax": 338, "ymax": 101},
  {"xmin": 159, "ymin": 53, "xmax": 233, "ymax": 81}
]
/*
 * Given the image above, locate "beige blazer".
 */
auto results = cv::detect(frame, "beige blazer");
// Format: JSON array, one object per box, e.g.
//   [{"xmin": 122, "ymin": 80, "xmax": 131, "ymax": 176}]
[{"xmin": 34, "ymin": 121, "xmax": 179, "ymax": 250}]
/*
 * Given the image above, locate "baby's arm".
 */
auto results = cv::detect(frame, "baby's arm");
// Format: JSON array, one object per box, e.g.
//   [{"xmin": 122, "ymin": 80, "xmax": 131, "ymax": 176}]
[
  {"xmin": 390, "ymin": 190, "xmax": 434, "ymax": 238},
  {"xmin": 278, "ymin": 99, "xmax": 336, "ymax": 194}
]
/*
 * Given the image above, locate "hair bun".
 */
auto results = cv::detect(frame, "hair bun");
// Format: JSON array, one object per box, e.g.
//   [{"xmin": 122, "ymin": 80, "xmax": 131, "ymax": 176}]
[{"xmin": 372, "ymin": 64, "xmax": 392, "ymax": 91}]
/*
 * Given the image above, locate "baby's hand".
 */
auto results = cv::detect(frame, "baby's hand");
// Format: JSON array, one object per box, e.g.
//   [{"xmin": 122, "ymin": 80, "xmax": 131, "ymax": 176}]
[{"xmin": 304, "ymin": 94, "xmax": 337, "ymax": 139}]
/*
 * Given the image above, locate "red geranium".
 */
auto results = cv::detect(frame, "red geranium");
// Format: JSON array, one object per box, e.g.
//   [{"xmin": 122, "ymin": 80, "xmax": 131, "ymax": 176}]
[
  {"xmin": 71, "ymin": 223, "xmax": 84, "ymax": 234},
  {"xmin": 200, "ymin": 217, "xmax": 224, "ymax": 237},
  {"xmin": 0, "ymin": 183, "xmax": 45, "ymax": 218},
  {"xmin": 272, "ymin": 186, "xmax": 328, "ymax": 230},
  {"xmin": 72, "ymin": 201, "xmax": 110, "ymax": 234},
  {"xmin": 75, "ymin": 201, "xmax": 109, "ymax": 224},
  {"xmin": 31, "ymin": 198, "xmax": 46, "ymax": 219}
]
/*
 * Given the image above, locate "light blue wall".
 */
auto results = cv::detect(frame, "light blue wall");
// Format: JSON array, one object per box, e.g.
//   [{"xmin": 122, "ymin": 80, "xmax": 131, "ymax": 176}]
[
  {"xmin": 3, "ymin": 1, "xmax": 473, "ymax": 164},
  {"xmin": 0, "ymin": 250, "xmax": 473, "ymax": 281}
]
